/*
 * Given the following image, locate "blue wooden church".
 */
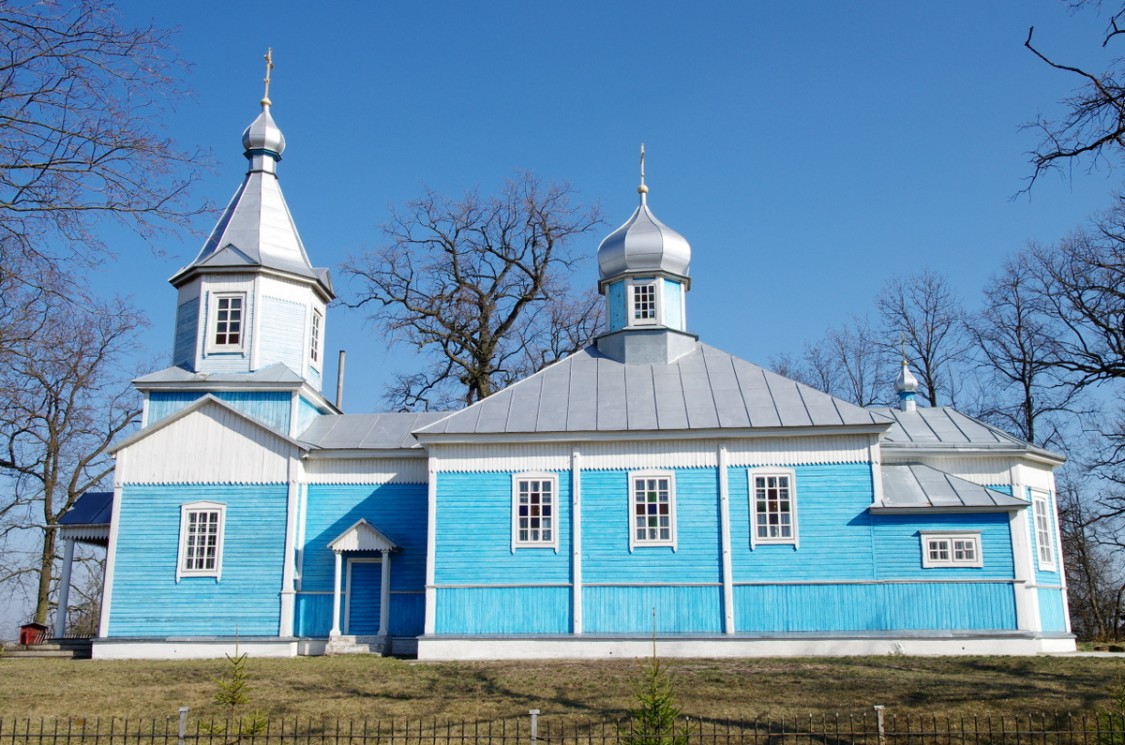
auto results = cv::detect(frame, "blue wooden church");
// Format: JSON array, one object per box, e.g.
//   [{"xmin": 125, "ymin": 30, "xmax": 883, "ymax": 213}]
[{"xmin": 58, "ymin": 93, "xmax": 1074, "ymax": 659}]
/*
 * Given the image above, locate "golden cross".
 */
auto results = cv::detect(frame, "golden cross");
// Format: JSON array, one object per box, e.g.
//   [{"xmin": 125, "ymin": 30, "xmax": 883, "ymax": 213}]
[{"xmin": 262, "ymin": 48, "xmax": 274, "ymax": 106}]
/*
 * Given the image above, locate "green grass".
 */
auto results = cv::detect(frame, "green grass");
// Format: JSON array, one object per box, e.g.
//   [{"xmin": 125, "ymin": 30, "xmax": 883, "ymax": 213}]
[{"xmin": 0, "ymin": 656, "xmax": 1123, "ymax": 722}]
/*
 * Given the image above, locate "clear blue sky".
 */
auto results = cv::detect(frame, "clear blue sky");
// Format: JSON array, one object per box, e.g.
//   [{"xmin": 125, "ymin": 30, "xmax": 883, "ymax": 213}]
[{"xmin": 99, "ymin": 0, "xmax": 1122, "ymax": 414}]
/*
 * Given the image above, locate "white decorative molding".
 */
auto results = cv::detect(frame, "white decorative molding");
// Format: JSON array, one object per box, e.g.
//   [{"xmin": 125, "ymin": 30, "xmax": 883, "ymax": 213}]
[{"xmin": 303, "ymin": 457, "xmax": 427, "ymax": 484}]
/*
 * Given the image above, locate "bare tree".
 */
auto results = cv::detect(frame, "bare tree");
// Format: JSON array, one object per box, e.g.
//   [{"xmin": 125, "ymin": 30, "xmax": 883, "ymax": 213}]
[
  {"xmin": 0, "ymin": 0, "xmax": 205, "ymax": 285},
  {"xmin": 1023, "ymin": 4, "xmax": 1125, "ymax": 187},
  {"xmin": 770, "ymin": 317, "xmax": 891, "ymax": 406},
  {"xmin": 0, "ymin": 297, "xmax": 143, "ymax": 627},
  {"xmin": 967, "ymin": 256, "xmax": 1082, "ymax": 448},
  {"xmin": 345, "ymin": 173, "xmax": 604, "ymax": 410},
  {"xmin": 877, "ymin": 270, "xmax": 972, "ymax": 407}
]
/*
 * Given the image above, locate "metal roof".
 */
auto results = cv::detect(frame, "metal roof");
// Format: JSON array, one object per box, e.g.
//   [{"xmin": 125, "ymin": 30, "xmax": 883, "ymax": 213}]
[
  {"xmin": 300, "ymin": 412, "xmax": 449, "ymax": 450},
  {"xmin": 60, "ymin": 492, "xmax": 113, "ymax": 527},
  {"xmin": 415, "ymin": 343, "xmax": 890, "ymax": 437},
  {"xmin": 134, "ymin": 362, "xmax": 306, "ymax": 387},
  {"xmin": 876, "ymin": 463, "xmax": 1027, "ymax": 511},
  {"xmin": 873, "ymin": 406, "xmax": 1062, "ymax": 461}
]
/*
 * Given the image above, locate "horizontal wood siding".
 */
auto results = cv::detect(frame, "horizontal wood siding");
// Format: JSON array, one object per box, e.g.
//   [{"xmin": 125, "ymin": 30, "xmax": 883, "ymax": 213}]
[
  {"xmin": 147, "ymin": 391, "xmax": 291, "ymax": 433},
  {"xmin": 1028, "ymin": 488, "xmax": 1062, "ymax": 585},
  {"xmin": 109, "ymin": 484, "xmax": 287, "ymax": 636},
  {"xmin": 583, "ymin": 585, "xmax": 723, "ymax": 633},
  {"xmin": 729, "ymin": 463, "xmax": 876, "ymax": 581},
  {"xmin": 258, "ymin": 295, "xmax": 305, "ymax": 374},
  {"xmin": 581, "ymin": 468, "xmax": 721, "ymax": 584},
  {"xmin": 172, "ymin": 298, "xmax": 199, "ymax": 368},
  {"xmin": 1037, "ymin": 587, "xmax": 1068, "ymax": 632},
  {"xmin": 347, "ymin": 561, "xmax": 381, "ymax": 634},
  {"xmin": 871, "ymin": 512, "xmax": 1015, "ymax": 580},
  {"xmin": 735, "ymin": 582, "xmax": 1017, "ymax": 631},
  {"xmin": 435, "ymin": 587, "xmax": 570, "ymax": 633},
  {"xmin": 433, "ymin": 471, "xmax": 571, "ymax": 585},
  {"xmin": 302, "ymin": 484, "xmax": 428, "ymax": 592}
]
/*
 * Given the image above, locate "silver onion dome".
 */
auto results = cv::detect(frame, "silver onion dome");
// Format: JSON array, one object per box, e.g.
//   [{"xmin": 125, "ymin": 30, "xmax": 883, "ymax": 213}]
[
  {"xmin": 242, "ymin": 106, "xmax": 286, "ymax": 156},
  {"xmin": 597, "ymin": 147, "xmax": 691, "ymax": 280}
]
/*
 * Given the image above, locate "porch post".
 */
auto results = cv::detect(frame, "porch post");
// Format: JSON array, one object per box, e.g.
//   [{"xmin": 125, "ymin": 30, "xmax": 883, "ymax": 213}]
[
  {"xmin": 378, "ymin": 552, "xmax": 391, "ymax": 636},
  {"xmin": 56, "ymin": 537, "xmax": 75, "ymax": 637},
  {"xmin": 330, "ymin": 551, "xmax": 342, "ymax": 638}
]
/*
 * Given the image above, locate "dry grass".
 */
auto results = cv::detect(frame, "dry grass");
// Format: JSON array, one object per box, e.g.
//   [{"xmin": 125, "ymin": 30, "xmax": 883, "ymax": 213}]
[{"xmin": 0, "ymin": 656, "xmax": 1123, "ymax": 722}]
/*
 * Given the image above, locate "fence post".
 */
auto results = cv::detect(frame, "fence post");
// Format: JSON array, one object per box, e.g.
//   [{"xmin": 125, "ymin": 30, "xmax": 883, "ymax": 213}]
[
  {"xmin": 874, "ymin": 705, "xmax": 886, "ymax": 745},
  {"xmin": 529, "ymin": 709, "xmax": 540, "ymax": 745},
  {"xmin": 178, "ymin": 707, "xmax": 189, "ymax": 745}
]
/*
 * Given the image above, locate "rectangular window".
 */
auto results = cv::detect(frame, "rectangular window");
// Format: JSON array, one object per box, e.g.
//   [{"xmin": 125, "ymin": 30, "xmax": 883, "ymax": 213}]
[
  {"xmin": 310, "ymin": 310, "xmax": 322, "ymax": 364},
  {"xmin": 630, "ymin": 471, "xmax": 675, "ymax": 549},
  {"xmin": 1032, "ymin": 490, "xmax": 1057, "ymax": 570},
  {"xmin": 631, "ymin": 282, "xmax": 658, "ymax": 325},
  {"xmin": 750, "ymin": 470, "xmax": 798, "ymax": 546},
  {"xmin": 921, "ymin": 532, "xmax": 983, "ymax": 568},
  {"xmin": 512, "ymin": 473, "xmax": 557, "ymax": 550},
  {"xmin": 177, "ymin": 502, "xmax": 226, "ymax": 580},
  {"xmin": 210, "ymin": 294, "xmax": 245, "ymax": 350}
]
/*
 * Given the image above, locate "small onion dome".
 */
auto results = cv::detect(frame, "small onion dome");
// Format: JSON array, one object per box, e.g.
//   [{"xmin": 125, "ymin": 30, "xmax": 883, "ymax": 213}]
[
  {"xmin": 597, "ymin": 196, "xmax": 691, "ymax": 280},
  {"xmin": 896, "ymin": 359, "xmax": 919, "ymax": 394},
  {"xmin": 242, "ymin": 105, "xmax": 286, "ymax": 156}
]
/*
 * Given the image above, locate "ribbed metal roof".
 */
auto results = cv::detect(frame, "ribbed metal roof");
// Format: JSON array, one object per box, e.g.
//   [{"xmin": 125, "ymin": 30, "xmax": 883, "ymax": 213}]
[
  {"xmin": 60, "ymin": 491, "xmax": 113, "ymax": 527},
  {"xmin": 300, "ymin": 412, "xmax": 449, "ymax": 450},
  {"xmin": 876, "ymin": 463, "xmax": 1027, "ymax": 511},
  {"xmin": 415, "ymin": 343, "xmax": 890, "ymax": 437},
  {"xmin": 135, "ymin": 362, "xmax": 306, "ymax": 386},
  {"xmin": 874, "ymin": 407, "xmax": 1061, "ymax": 461}
]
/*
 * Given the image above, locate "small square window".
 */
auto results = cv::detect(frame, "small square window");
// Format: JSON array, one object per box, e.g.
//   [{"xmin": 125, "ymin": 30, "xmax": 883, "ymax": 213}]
[
  {"xmin": 920, "ymin": 532, "xmax": 982, "ymax": 568},
  {"xmin": 178, "ymin": 502, "xmax": 226, "ymax": 580},
  {"xmin": 209, "ymin": 293, "xmax": 245, "ymax": 351},
  {"xmin": 512, "ymin": 473, "xmax": 558, "ymax": 550}
]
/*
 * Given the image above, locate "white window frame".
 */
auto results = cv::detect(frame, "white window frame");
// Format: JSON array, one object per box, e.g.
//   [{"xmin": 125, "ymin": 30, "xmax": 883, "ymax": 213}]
[
  {"xmin": 207, "ymin": 292, "xmax": 246, "ymax": 352},
  {"xmin": 177, "ymin": 501, "xmax": 226, "ymax": 581},
  {"xmin": 920, "ymin": 532, "xmax": 983, "ymax": 568},
  {"xmin": 1031, "ymin": 489, "xmax": 1057, "ymax": 571},
  {"xmin": 310, "ymin": 309, "xmax": 323, "ymax": 365},
  {"xmin": 749, "ymin": 469, "xmax": 799, "ymax": 548},
  {"xmin": 511, "ymin": 472, "xmax": 559, "ymax": 552},
  {"xmin": 629, "ymin": 470, "xmax": 677, "ymax": 550},
  {"xmin": 627, "ymin": 278, "xmax": 660, "ymax": 327}
]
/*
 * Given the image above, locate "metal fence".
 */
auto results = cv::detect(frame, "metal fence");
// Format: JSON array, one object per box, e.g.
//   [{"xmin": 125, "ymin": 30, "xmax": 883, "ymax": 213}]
[{"xmin": 2, "ymin": 711, "xmax": 1124, "ymax": 745}]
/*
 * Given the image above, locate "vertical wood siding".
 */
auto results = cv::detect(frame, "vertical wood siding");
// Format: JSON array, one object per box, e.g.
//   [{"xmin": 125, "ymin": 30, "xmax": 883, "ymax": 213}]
[
  {"xmin": 1037, "ymin": 587, "xmax": 1068, "ymax": 632},
  {"xmin": 148, "ymin": 391, "xmax": 291, "ymax": 432},
  {"xmin": 172, "ymin": 298, "xmax": 199, "ymax": 368},
  {"xmin": 728, "ymin": 463, "xmax": 876, "ymax": 581},
  {"xmin": 303, "ymin": 458, "xmax": 427, "ymax": 484},
  {"xmin": 1027, "ymin": 488, "xmax": 1062, "ymax": 585},
  {"xmin": 346, "ymin": 561, "xmax": 382, "ymax": 634},
  {"xmin": 436, "ymin": 587, "xmax": 570, "ymax": 634},
  {"xmin": 883, "ymin": 456, "xmax": 1016, "ymax": 488},
  {"xmin": 662, "ymin": 279, "xmax": 683, "ymax": 329},
  {"xmin": 608, "ymin": 281, "xmax": 625, "ymax": 331},
  {"xmin": 433, "ymin": 471, "xmax": 572, "ymax": 585},
  {"xmin": 734, "ymin": 582, "xmax": 1017, "ymax": 631},
  {"xmin": 297, "ymin": 396, "xmax": 320, "ymax": 436},
  {"xmin": 258, "ymin": 295, "xmax": 305, "ymax": 373},
  {"xmin": 108, "ymin": 484, "xmax": 287, "ymax": 636},
  {"xmin": 301, "ymin": 483, "xmax": 428, "ymax": 636},
  {"xmin": 583, "ymin": 585, "xmax": 722, "ymax": 633},
  {"xmin": 295, "ymin": 594, "xmax": 332, "ymax": 637}
]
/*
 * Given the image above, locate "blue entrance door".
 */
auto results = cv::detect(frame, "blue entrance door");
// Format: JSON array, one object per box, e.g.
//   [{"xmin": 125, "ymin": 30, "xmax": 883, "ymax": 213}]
[{"xmin": 347, "ymin": 560, "xmax": 381, "ymax": 635}]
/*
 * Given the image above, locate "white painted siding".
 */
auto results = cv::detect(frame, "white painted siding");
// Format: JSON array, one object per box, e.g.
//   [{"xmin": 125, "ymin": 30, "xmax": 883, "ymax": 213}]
[
  {"xmin": 258, "ymin": 295, "xmax": 305, "ymax": 372},
  {"xmin": 883, "ymin": 454, "xmax": 1018, "ymax": 488},
  {"xmin": 119, "ymin": 405, "xmax": 297, "ymax": 484},
  {"xmin": 430, "ymin": 435, "xmax": 872, "ymax": 473},
  {"xmin": 172, "ymin": 298, "xmax": 199, "ymax": 368},
  {"xmin": 303, "ymin": 457, "xmax": 427, "ymax": 484}
]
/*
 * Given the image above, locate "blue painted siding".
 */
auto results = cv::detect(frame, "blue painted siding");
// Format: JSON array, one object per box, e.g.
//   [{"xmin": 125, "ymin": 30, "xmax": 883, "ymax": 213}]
[
  {"xmin": 662, "ymin": 279, "xmax": 683, "ymax": 330},
  {"xmin": 436, "ymin": 587, "xmax": 570, "ymax": 634},
  {"xmin": 608, "ymin": 282, "xmax": 625, "ymax": 331},
  {"xmin": 1028, "ymin": 488, "xmax": 1062, "ymax": 585},
  {"xmin": 871, "ymin": 512, "xmax": 1015, "ymax": 580},
  {"xmin": 584, "ymin": 585, "xmax": 722, "ymax": 633},
  {"xmin": 296, "ymin": 396, "xmax": 321, "ymax": 436},
  {"xmin": 989, "ymin": 484, "xmax": 1014, "ymax": 496},
  {"xmin": 735, "ymin": 582, "xmax": 1017, "ymax": 632},
  {"xmin": 729, "ymin": 464, "xmax": 876, "ymax": 581},
  {"xmin": 295, "ymin": 594, "xmax": 332, "ymax": 637},
  {"xmin": 581, "ymin": 468, "xmax": 721, "ymax": 584},
  {"xmin": 301, "ymin": 483, "xmax": 428, "ymax": 637},
  {"xmin": 433, "ymin": 471, "xmax": 572, "ymax": 585},
  {"xmin": 109, "ymin": 484, "xmax": 287, "ymax": 636},
  {"xmin": 389, "ymin": 592, "xmax": 426, "ymax": 636},
  {"xmin": 1038, "ymin": 587, "xmax": 1068, "ymax": 632},
  {"xmin": 172, "ymin": 298, "xmax": 199, "ymax": 368},
  {"xmin": 347, "ymin": 561, "xmax": 382, "ymax": 634},
  {"xmin": 148, "ymin": 391, "xmax": 291, "ymax": 432}
]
